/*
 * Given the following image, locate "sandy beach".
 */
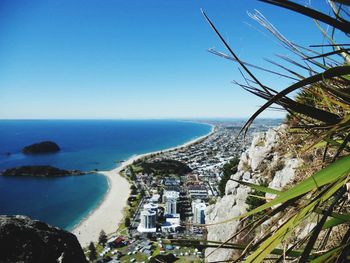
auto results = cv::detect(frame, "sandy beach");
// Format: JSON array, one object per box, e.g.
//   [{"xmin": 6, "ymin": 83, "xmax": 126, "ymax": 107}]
[
  {"xmin": 72, "ymin": 165, "xmax": 131, "ymax": 247},
  {"xmin": 72, "ymin": 124, "xmax": 215, "ymax": 247}
]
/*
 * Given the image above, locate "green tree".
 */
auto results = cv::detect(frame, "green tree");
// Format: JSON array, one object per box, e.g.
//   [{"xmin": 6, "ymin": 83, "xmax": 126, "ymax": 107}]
[
  {"xmin": 124, "ymin": 217, "xmax": 131, "ymax": 227},
  {"xmin": 130, "ymin": 184, "xmax": 138, "ymax": 195},
  {"xmin": 88, "ymin": 242, "xmax": 97, "ymax": 262},
  {"xmin": 218, "ymin": 157, "xmax": 239, "ymax": 197},
  {"xmin": 129, "ymin": 166, "xmax": 136, "ymax": 180},
  {"xmin": 98, "ymin": 230, "xmax": 107, "ymax": 246}
]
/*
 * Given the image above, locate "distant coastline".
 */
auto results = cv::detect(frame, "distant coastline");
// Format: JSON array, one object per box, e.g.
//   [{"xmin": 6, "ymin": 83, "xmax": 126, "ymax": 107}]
[{"xmin": 72, "ymin": 122, "xmax": 215, "ymax": 247}]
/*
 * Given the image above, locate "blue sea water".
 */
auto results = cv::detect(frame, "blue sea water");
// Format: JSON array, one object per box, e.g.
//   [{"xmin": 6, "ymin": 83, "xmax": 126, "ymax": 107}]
[{"xmin": 0, "ymin": 120, "xmax": 211, "ymax": 230}]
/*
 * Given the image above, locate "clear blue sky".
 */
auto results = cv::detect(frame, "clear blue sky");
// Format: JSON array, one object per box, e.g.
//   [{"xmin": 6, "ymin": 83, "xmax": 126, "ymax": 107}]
[{"xmin": 0, "ymin": 0, "xmax": 332, "ymax": 119}]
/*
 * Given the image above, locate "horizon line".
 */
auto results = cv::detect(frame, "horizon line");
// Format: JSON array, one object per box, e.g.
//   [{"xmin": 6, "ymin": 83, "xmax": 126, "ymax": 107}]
[{"xmin": 0, "ymin": 117, "xmax": 284, "ymax": 121}]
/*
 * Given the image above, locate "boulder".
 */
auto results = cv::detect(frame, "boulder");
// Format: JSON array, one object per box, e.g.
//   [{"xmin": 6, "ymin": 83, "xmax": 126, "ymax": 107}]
[
  {"xmin": 0, "ymin": 215, "xmax": 86, "ymax": 263},
  {"xmin": 266, "ymin": 158, "xmax": 300, "ymax": 199}
]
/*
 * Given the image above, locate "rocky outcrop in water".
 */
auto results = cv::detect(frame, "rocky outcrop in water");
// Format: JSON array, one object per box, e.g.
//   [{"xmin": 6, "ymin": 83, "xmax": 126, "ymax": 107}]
[
  {"xmin": 205, "ymin": 125, "xmax": 301, "ymax": 262},
  {"xmin": 22, "ymin": 141, "xmax": 60, "ymax": 154},
  {"xmin": 0, "ymin": 215, "xmax": 87, "ymax": 263},
  {"xmin": 1, "ymin": 165, "xmax": 84, "ymax": 177}
]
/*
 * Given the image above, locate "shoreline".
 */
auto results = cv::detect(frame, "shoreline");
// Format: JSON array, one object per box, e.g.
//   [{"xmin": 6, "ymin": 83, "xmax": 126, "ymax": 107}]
[{"xmin": 72, "ymin": 123, "xmax": 215, "ymax": 247}]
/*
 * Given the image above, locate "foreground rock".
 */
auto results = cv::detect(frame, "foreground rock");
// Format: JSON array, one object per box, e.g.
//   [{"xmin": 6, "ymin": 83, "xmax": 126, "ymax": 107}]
[
  {"xmin": 1, "ymin": 165, "xmax": 84, "ymax": 177},
  {"xmin": 0, "ymin": 215, "xmax": 86, "ymax": 263},
  {"xmin": 22, "ymin": 141, "xmax": 60, "ymax": 154}
]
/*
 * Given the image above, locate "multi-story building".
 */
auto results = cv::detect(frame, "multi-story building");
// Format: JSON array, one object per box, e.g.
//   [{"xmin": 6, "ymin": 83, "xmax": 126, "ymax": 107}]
[
  {"xmin": 192, "ymin": 199, "xmax": 206, "ymax": 224},
  {"xmin": 162, "ymin": 190, "xmax": 180, "ymax": 203},
  {"xmin": 188, "ymin": 185, "xmax": 208, "ymax": 200},
  {"xmin": 137, "ymin": 209, "xmax": 156, "ymax": 233},
  {"xmin": 165, "ymin": 197, "xmax": 177, "ymax": 215},
  {"xmin": 143, "ymin": 202, "xmax": 158, "ymax": 212}
]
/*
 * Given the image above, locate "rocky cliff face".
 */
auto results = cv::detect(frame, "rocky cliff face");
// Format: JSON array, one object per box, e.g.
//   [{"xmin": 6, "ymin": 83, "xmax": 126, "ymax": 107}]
[
  {"xmin": 205, "ymin": 125, "xmax": 300, "ymax": 262},
  {"xmin": 0, "ymin": 215, "xmax": 87, "ymax": 263}
]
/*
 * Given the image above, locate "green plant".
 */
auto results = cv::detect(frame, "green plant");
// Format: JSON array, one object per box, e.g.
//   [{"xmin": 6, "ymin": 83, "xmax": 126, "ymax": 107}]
[
  {"xmin": 218, "ymin": 157, "xmax": 239, "ymax": 197},
  {"xmin": 98, "ymin": 230, "xmax": 107, "ymax": 246},
  {"xmin": 197, "ymin": 0, "xmax": 350, "ymax": 262},
  {"xmin": 245, "ymin": 179, "xmax": 268, "ymax": 222},
  {"xmin": 88, "ymin": 242, "xmax": 97, "ymax": 262},
  {"xmin": 124, "ymin": 217, "xmax": 131, "ymax": 227}
]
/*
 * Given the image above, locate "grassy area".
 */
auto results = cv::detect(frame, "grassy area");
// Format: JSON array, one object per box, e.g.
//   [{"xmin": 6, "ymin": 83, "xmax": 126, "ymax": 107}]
[
  {"xmin": 152, "ymin": 246, "xmax": 160, "ymax": 257},
  {"xmin": 115, "ymin": 211, "xmax": 129, "ymax": 236},
  {"xmin": 119, "ymin": 253, "xmax": 150, "ymax": 262},
  {"xmin": 88, "ymin": 239, "xmax": 204, "ymax": 263},
  {"xmin": 95, "ymin": 244, "xmax": 104, "ymax": 254},
  {"xmin": 130, "ymin": 164, "xmax": 143, "ymax": 173},
  {"xmin": 175, "ymin": 258, "xmax": 202, "ymax": 263},
  {"xmin": 118, "ymin": 251, "xmax": 202, "ymax": 263},
  {"xmin": 115, "ymin": 168, "xmax": 142, "ymax": 235}
]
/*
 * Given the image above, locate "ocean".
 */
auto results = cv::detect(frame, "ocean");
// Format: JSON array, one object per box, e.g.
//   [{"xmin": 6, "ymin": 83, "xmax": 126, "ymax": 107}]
[{"xmin": 0, "ymin": 120, "xmax": 211, "ymax": 230}]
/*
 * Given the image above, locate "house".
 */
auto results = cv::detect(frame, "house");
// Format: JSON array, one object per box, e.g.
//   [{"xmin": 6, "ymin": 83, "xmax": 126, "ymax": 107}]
[{"xmin": 108, "ymin": 236, "xmax": 128, "ymax": 248}]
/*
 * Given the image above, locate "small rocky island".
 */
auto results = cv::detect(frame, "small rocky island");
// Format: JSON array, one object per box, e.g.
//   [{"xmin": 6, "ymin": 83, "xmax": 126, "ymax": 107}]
[
  {"xmin": 22, "ymin": 141, "xmax": 60, "ymax": 154},
  {"xmin": 1, "ymin": 165, "xmax": 84, "ymax": 177}
]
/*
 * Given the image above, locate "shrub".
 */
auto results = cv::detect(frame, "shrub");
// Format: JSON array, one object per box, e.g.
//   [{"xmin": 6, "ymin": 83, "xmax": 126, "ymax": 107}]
[
  {"xmin": 124, "ymin": 217, "xmax": 131, "ymax": 228},
  {"xmin": 88, "ymin": 242, "xmax": 97, "ymax": 262},
  {"xmin": 218, "ymin": 157, "xmax": 239, "ymax": 197},
  {"xmin": 98, "ymin": 230, "xmax": 107, "ymax": 246},
  {"xmin": 245, "ymin": 179, "xmax": 268, "ymax": 222}
]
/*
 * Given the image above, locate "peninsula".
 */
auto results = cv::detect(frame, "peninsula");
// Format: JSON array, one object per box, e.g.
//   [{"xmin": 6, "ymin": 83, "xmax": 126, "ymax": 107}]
[{"xmin": 1, "ymin": 165, "xmax": 84, "ymax": 177}]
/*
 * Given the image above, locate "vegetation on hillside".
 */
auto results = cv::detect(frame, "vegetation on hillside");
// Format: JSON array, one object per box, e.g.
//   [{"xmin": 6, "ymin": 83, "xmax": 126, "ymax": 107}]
[
  {"xmin": 245, "ymin": 179, "xmax": 268, "ymax": 223},
  {"xmin": 218, "ymin": 157, "xmax": 239, "ymax": 197}
]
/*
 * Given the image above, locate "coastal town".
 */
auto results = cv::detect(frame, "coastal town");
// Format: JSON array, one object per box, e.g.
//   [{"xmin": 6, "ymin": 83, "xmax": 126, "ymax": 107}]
[
  {"xmin": 3, "ymin": 0, "xmax": 346, "ymax": 262},
  {"xmin": 87, "ymin": 119, "xmax": 281, "ymax": 262}
]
